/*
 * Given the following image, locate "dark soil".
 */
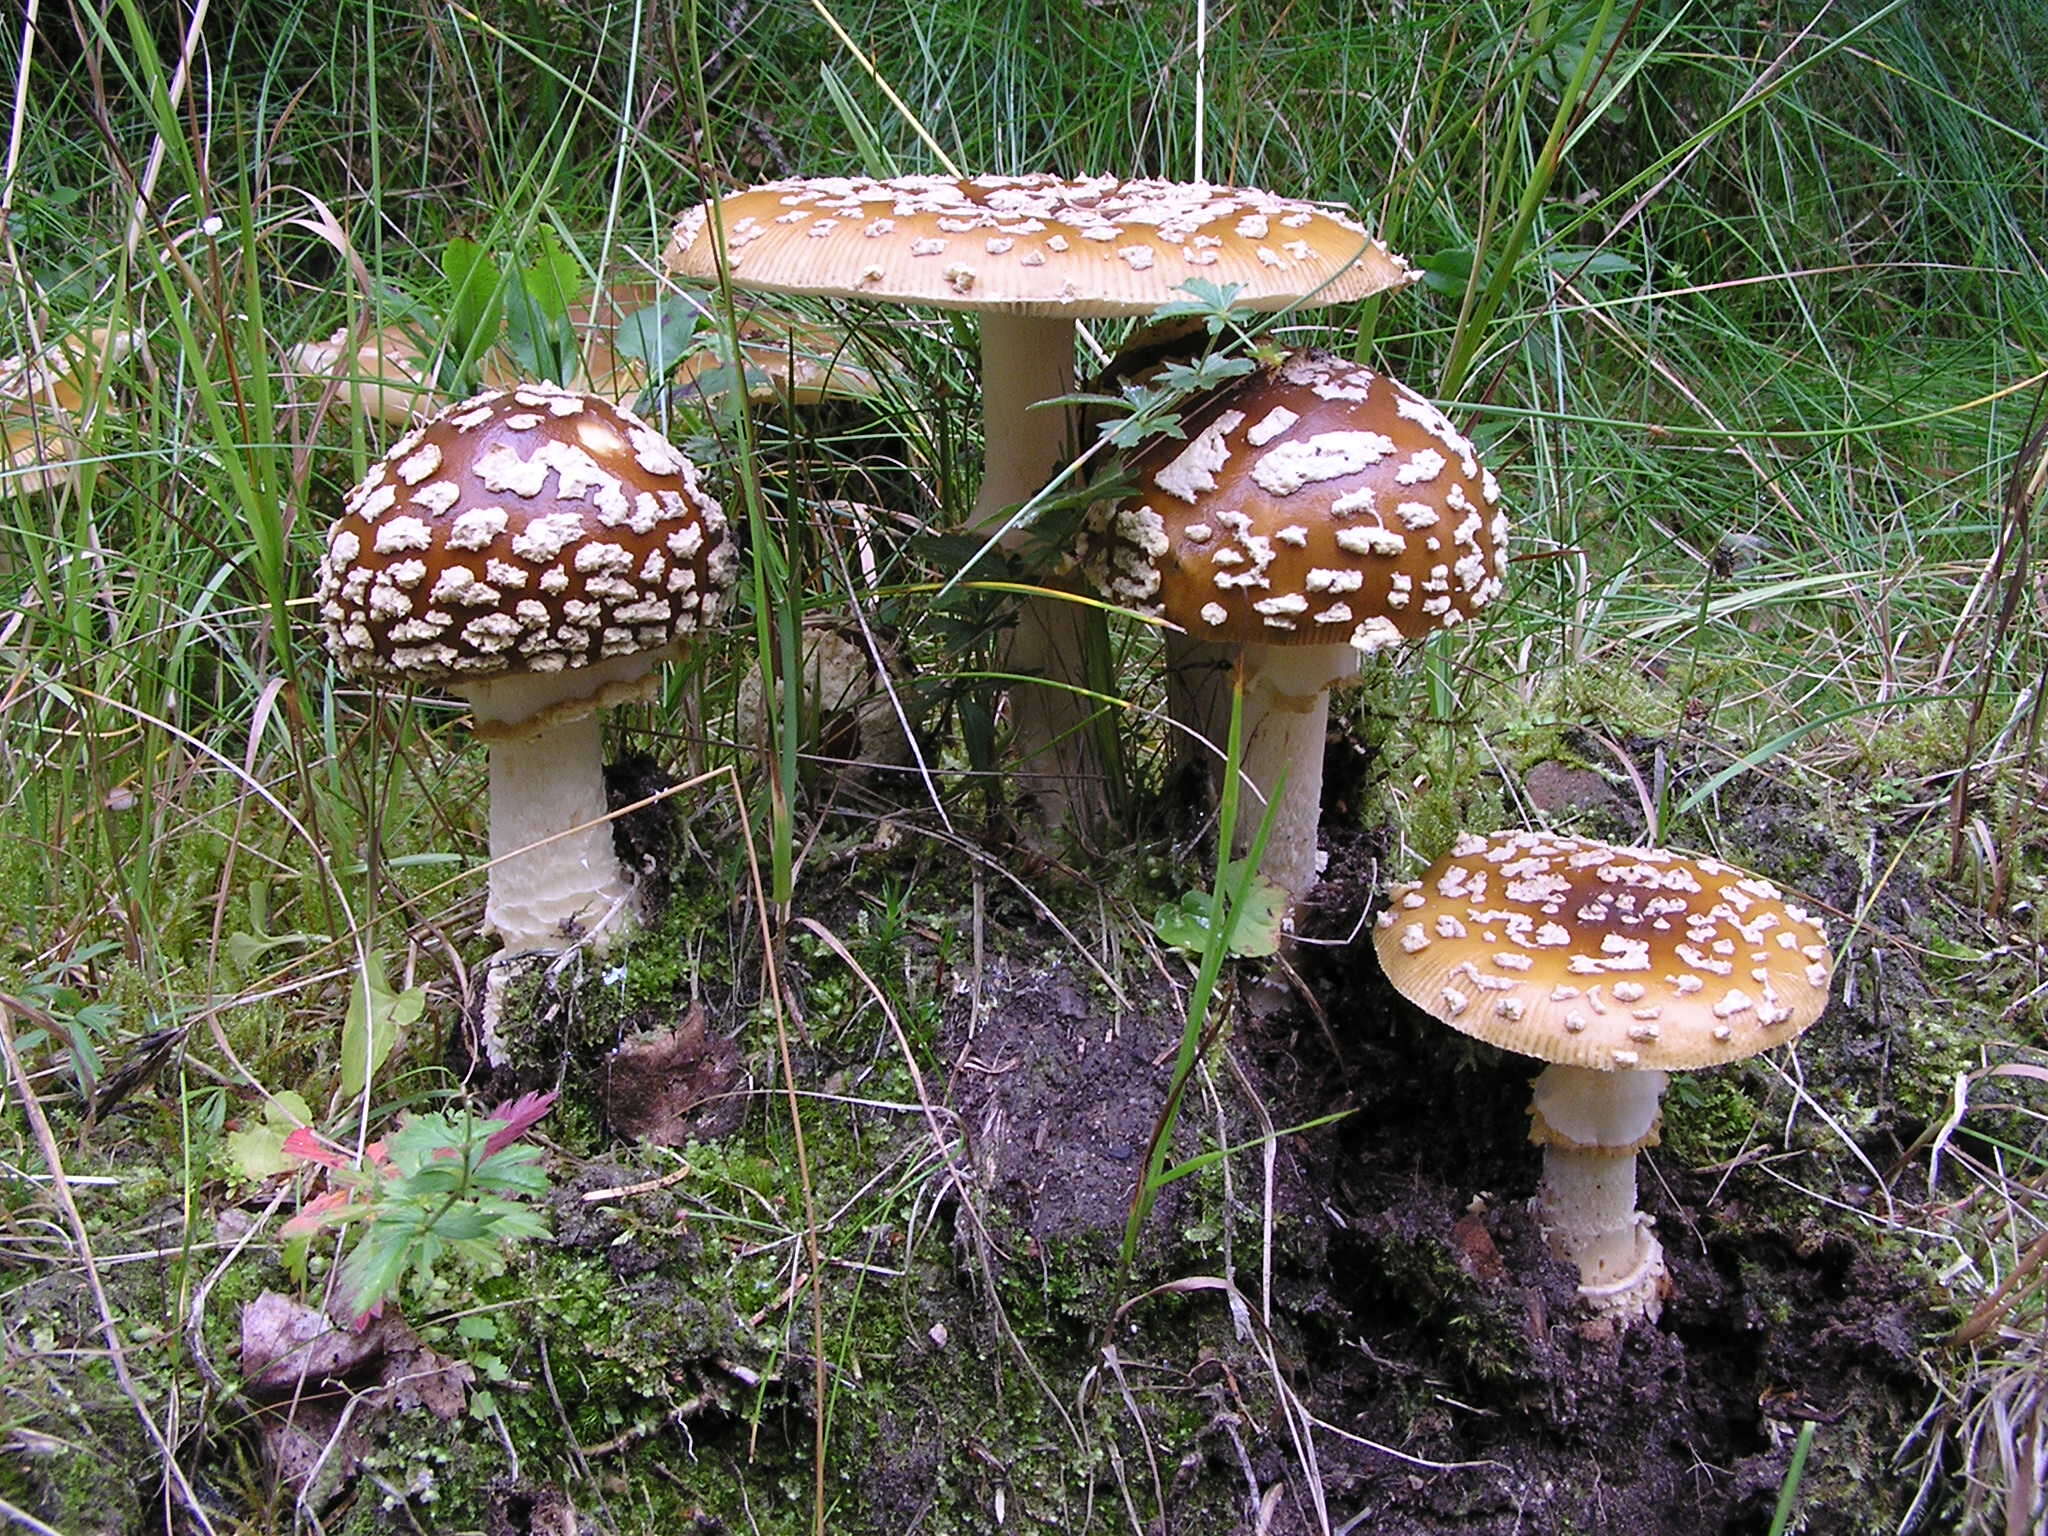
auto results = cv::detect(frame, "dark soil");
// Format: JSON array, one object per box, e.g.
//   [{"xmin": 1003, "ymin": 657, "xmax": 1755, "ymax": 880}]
[
  {"xmin": 853, "ymin": 738, "xmax": 1954, "ymax": 1535},
  {"xmin": 105, "ymin": 731, "xmax": 1960, "ymax": 1536}
]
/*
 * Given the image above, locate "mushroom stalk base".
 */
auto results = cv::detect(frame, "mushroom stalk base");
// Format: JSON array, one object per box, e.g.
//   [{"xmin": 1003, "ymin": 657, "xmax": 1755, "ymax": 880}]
[
  {"xmin": 1530, "ymin": 1064, "xmax": 1670, "ymax": 1323},
  {"xmin": 1232, "ymin": 642, "xmax": 1360, "ymax": 900},
  {"xmin": 1535, "ymin": 1144, "xmax": 1667, "ymax": 1322}
]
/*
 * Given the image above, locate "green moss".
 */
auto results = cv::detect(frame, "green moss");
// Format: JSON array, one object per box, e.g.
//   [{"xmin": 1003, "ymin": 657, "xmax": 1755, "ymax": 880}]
[{"xmin": 1662, "ymin": 1072, "xmax": 1763, "ymax": 1166}]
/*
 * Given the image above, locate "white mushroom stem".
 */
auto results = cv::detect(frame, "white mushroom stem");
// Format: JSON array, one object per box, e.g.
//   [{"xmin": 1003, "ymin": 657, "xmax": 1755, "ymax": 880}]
[
  {"xmin": 1529, "ymin": 1063, "xmax": 1670, "ymax": 1321},
  {"xmin": 460, "ymin": 664, "xmax": 649, "ymax": 956},
  {"xmin": 974, "ymin": 313, "xmax": 1104, "ymax": 827},
  {"xmin": 1229, "ymin": 641, "xmax": 1359, "ymax": 900}
]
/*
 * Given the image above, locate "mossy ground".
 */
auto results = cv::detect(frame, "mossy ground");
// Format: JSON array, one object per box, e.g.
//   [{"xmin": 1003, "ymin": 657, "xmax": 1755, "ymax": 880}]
[{"xmin": 8, "ymin": 681, "xmax": 1964, "ymax": 1533}]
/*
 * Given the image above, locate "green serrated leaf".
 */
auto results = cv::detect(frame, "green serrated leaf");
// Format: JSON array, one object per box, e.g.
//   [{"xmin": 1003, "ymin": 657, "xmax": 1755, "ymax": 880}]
[
  {"xmin": 224, "ymin": 1123, "xmax": 293, "ymax": 1182},
  {"xmin": 223, "ymin": 1090, "xmax": 317, "ymax": 1183},
  {"xmin": 504, "ymin": 230, "xmax": 583, "ymax": 384},
  {"xmin": 441, "ymin": 239, "xmax": 504, "ymax": 381},
  {"xmin": 1419, "ymin": 245, "xmax": 1477, "ymax": 297},
  {"xmin": 1148, "ymin": 278, "xmax": 1248, "ymax": 327},
  {"xmin": 429, "ymin": 1208, "xmax": 496, "ymax": 1242},
  {"xmin": 337, "ymin": 1225, "xmax": 414, "ymax": 1316}
]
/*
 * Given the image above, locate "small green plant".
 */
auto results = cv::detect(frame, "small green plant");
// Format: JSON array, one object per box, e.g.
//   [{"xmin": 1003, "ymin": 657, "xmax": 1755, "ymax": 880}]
[
  {"xmin": 4, "ymin": 940, "xmax": 125, "ymax": 1098},
  {"xmin": 281, "ymin": 1091, "xmax": 557, "ymax": 1321},
  {"xmin": 1120, "ymin": 680, "xmax": 1280, "ymax": 1273},
  {"xmin": 1153, "ymin": 858, "xmax": 1287, "ymax": 960}
]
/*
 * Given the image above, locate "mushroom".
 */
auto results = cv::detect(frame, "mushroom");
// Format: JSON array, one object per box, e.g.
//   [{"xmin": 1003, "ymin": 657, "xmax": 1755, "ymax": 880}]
[
  {"xmin": 290, "ymin": 285, "xmax": 880, "ymax": 426},
  {"xmin": 316, "ymin": 383, "xmax": 737, "ymax": 958},
  {"xmin": 1076, "ymin": 350, "xmax": 1508, "ymax": 898},
  {"xmin": 664, "ymin": 174, "xmax": 1413, "ymax": 825},
  {"xmin": 288, "ymin": 323, "xmax": 440, "ymax": 427},
  {"xmin": 2, "ymin": 324, "xmax": 139, "ymax": 497},
  {"xmin": 1371, "ymin": 829, "xmax": 1835, "ymax": 1322}
]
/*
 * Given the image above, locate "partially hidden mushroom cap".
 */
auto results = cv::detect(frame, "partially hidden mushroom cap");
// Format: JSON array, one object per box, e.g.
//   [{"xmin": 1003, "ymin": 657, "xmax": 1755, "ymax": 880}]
[
  {"xmin": 1077, "ymin": 351, "xmax": 1508, "ymax": 656},
  {"xmin": 1373, "ymin": 830, "xmax": 1835, "ymax": 1073},
  {"xmin": 664, "ymin": 174, "xmax": 1413, "ymax": 314},
  {"xmin": 3, "ymin": 324, "xmax": 140, "ymax": 496},
  {"xmin": 317, "ymin": 383, "xmax": 735, "ymax": 699}
]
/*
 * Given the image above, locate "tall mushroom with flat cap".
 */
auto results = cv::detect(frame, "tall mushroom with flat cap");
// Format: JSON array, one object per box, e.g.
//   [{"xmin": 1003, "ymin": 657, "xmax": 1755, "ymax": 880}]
[
  {"xmin": 317, "ymin": 383, "xmax": 736, "ymax": 957},
  {"xmin": 1372, "ymin": 829, "xmax": 1835, "ymax": 1321},
  {"xmin": 1076, "ymin": 351, "xmax": 1508, "ymax": 898},
  {"xmin": 665, "ymin": 175, "xmax": 1413, "ymax": 824}
]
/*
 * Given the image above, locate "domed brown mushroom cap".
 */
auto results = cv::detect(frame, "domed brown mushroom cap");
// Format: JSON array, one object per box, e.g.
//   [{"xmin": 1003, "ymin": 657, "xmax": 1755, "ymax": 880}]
[
  {"xmin": 665, "ymin": 174, "xmax": 1412, "ymax": 315},
  {"xmin": 1079, "ymin": 352, "xmax": 1508, "ymax": 654},
  {"xmin": 1373, "ymin": 830, "xmax": 1834, "ymax": 1073},
  {"xmin": 317, "ymin": 384, "xmax": 736, "ymax": 691}
]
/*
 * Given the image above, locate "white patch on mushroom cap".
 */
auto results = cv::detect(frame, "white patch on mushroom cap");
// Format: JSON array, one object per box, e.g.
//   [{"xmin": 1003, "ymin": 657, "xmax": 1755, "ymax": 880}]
[
  {"xmin": 1335, "ymin": 526, "xmax": 1406, "ymax": 557},
  {"xmin": 1251, "ymin": 431, "xmax": 1397, "ymax": 495},
  {"xmin": 1349, "ymin": 615, "xmax": 1406, "ymax": 654},
  {"xmin": 510, "ymin": 512, "xmax": 589, "ymax": 564},
  {"xmin": 1244, "ymin": 406, "xmax": 1299, "ymax": 447},
  {"xmin": 446, "ymin": 506, "xmax": 511, "ymax": 550},
  {"xmin": 372, "ymin": 515, "xmax": 433, "ymax": 555},
  {"xmin": 1152, "ymin": 410, "xmax": 1246, "ymax": 503}
]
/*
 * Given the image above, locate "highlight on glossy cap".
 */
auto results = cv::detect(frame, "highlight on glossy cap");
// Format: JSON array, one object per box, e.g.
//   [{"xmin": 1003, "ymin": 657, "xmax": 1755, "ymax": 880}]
[
  {"xmin": 317, "ymin": 384, "xmax": 735, "ymax": 690},
  {"xmin": 665, "ymin": 174, "xmax": 1414, "ymax": 315},
  {"xmin": 1077, "ymin": 351, "xmax": 1508, "ymax": 656},
  {"xmin": 1372, "ymin": 830, "xmax": 1834, "ymax": 1072}
]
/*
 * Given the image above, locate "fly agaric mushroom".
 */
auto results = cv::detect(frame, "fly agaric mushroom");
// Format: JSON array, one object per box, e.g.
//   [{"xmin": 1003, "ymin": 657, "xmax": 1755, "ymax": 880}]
[
  {"xmin": 1372, "ymin": 829, "xmax": 1835, "ymax": 1322},
  {"xmin": 1076, "ymin": 351, "xmax": 1508, "ymax": 898},
  {"xmin": 664, "ymin": 174, "xmax": 1413, "ymax": 826},
  {"xmin": 317, "ymin": 383, "xmax": 736, "ymax": 957}
]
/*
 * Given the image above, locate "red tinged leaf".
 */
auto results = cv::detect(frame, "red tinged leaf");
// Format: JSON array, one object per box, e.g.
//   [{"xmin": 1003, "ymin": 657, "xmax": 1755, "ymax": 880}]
[
  {"xmin": 281, "ymin": 1126, "xmax": 349, "ymax": 1169},
  {"xmin": 279, "ymin": 1187, "xmax": 357, "ymax": 1238},
  {"xmin": 481, "ymin": 1089, "xmax": 558, "ymax": 1160}
]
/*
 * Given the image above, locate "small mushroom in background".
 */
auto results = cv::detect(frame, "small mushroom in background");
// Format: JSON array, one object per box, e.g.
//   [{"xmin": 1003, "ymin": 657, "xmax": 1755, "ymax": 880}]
[
  {"xmin": 287, "ymin": 323, "xmax": 440, "ymax": 428},
  {"xmin": 665, "ymin": 173, "xmax": 1414, "ymax": 831},
  {"xmin": 1372, "ymin": 829, "xmax": 1835, "ymax": 1323},
  {"xmin": 1075, "ymin": 350, "xmax": 1508, "ymax": 900},
  {"xmin": 316, "ymin": 383, "xmax": 737, "ymax": 984},
  {"xmin": 732, "ymin": 617, "xmax": 913, "ymax": 787},
  {"xmin": 287, "ymin": 282, "xmax": 881, "ymax": 427},
  {"xmin": 1, "ymin": 323, "xmax": 139, "ymax": 497}
]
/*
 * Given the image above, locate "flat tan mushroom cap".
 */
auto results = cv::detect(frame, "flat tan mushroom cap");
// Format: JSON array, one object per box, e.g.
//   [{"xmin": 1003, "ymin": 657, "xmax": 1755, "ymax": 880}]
[
  {"xmin": 317, "ymin": 384, "xmax": 735, "ymax": 689},
  {"xmin": 664, "ymin": 175, "xmax": 1413, "ymax": 315},
  {"xmin": 1077, "ymin": 352, "xmax": 1508, "ymax": 654},
  {"xmin": 1373, "ymin": 830, "xmax": 1834, "ymax": 1072}
]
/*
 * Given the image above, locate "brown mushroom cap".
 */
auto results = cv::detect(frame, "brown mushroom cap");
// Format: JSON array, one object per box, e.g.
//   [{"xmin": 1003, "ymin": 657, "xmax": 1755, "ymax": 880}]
[
  {"xmin": 1078, "ymin": 352, "xmax": 1508, "ymax": 655},
  {"xmin": 317, "ymin": 384, "xmax": 735, "ymax": 695},
  {"xmin": 664, "ymin": 174, "xmax": 1413, "ymax": 314},
  {"xmin": 1373, "ymin": 830, "xmax": 1835, "ymax": 1073}
]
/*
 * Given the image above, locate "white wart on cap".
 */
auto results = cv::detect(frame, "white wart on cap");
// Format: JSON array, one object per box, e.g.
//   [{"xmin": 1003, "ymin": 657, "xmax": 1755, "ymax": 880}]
[{"xmin": 1372, "ymin": 829, "xmax": 1833, "ymax": 1072}]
